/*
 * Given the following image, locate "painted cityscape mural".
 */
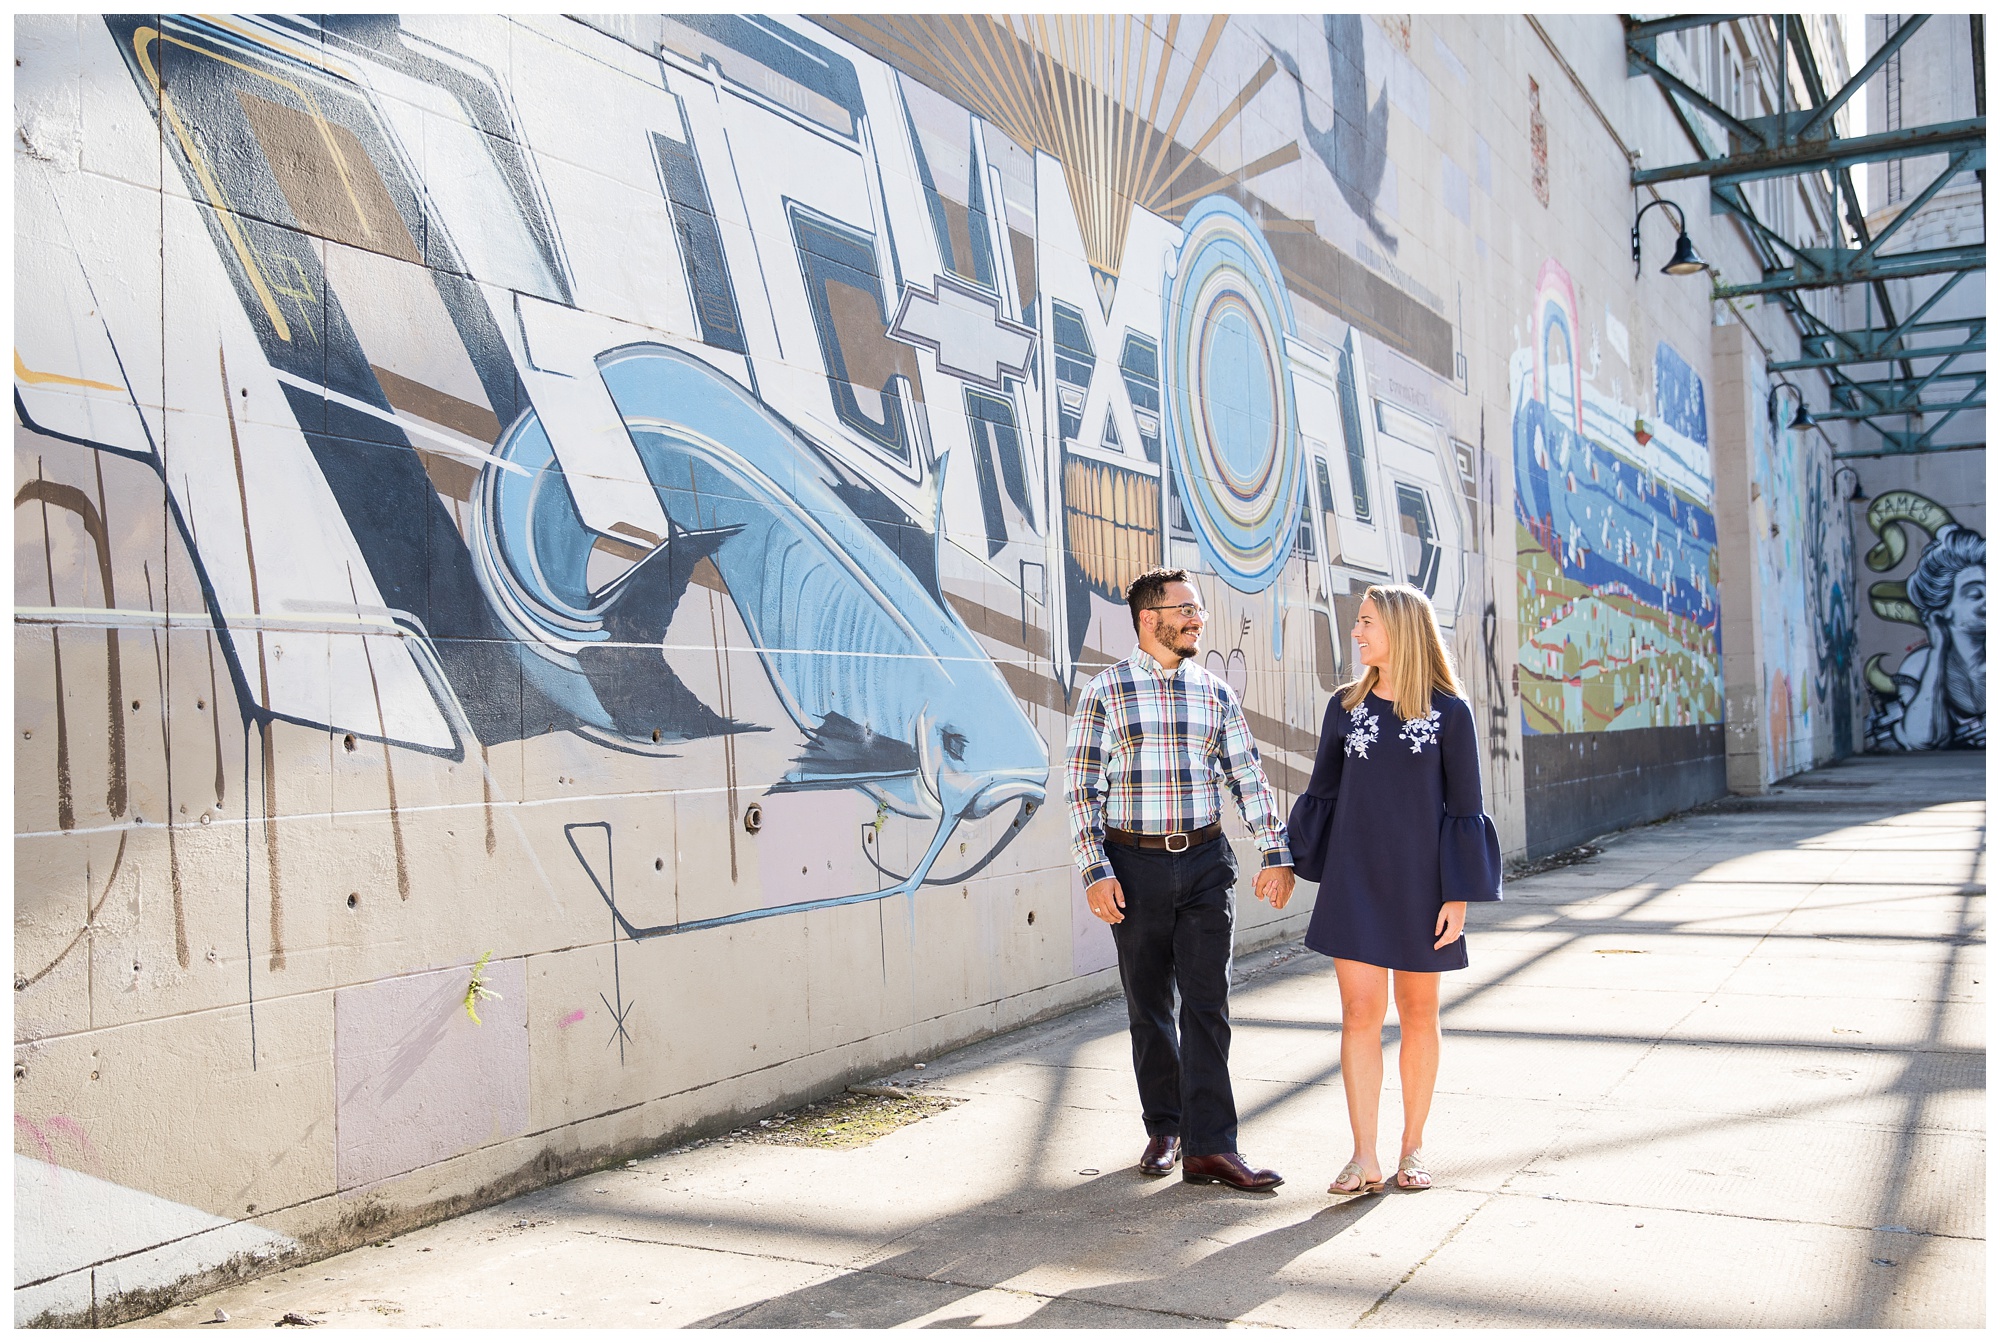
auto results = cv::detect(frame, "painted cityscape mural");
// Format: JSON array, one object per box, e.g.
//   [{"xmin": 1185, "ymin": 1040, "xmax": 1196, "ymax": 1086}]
[{"xmin": 1510, "ymin": 260, "xmax": 1723, "ymax": 736}]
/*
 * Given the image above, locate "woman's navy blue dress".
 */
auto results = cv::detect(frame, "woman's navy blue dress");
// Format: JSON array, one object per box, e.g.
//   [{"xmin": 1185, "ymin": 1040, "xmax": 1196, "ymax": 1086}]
[{"xmin": 1291, "ymin": 690, "xmax": 1502, "ymax": 972}]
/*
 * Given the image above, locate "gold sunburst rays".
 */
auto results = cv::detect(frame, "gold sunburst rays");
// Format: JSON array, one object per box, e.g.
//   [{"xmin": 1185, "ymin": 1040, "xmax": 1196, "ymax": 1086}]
[{"xmin": 822, "ymin": 14, "xmax": 1288, "ymax": 300}]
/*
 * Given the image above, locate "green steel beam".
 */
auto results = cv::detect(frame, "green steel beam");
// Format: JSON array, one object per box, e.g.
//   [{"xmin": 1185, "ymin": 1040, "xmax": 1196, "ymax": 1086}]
[
  {"xmin": 1799, "ymin": 314, "xmax": 1979, "ymax": 355},
  {"xmin": 1626, "ymin": 47, "xmax": 1765, "ymax": 147},
  {"xmin": 1711, "ymin": 245, "xmax": 1985, "ymax": 297},
  {"xmin": 1796, "ymin": 15, "xmax": 1929, "ymax": 140},
  {"xmin": 1814, "ymin": 399, "xmax": 1984, "ymax": 421},
  {"xmin": 1800, "ymin": 280, "xmax": 1979, "ymax": 357},
  {"xmin": 1754, "ymin": 12, "xmax": 1922, "ymax": 384},
  {"xmin": 1771, "ymin": 339, "xmax": 1986, "ymax": 371},
  {"xmin": 1840, "ymin": 370, "xmax": 1986, "ymax": 394},
  {"xmin": 1820, "ymin": 369, "xmax": 1984, "ymax": 416},
  {"xmin": 1624, "ymin": 15, "xmax": 1749, "ymax": 45},
  {"xmin": 1630, "ymin": 12, "xmax": 1981, "ymax": 446},
  {"xmin": 1829, "ymin": 363, "xmax": 1985, "ymax": 416},
  {"xmin": 1836, "ymin": 402, "xmax": 1981, "ymax": 454},
  {"xmin": 1853, "ymin": 149, "xmax": 1983, "ymax": 260},
  {"xmin": 1632, "ymin": 118, "xmax": 1985, "ymax": 186}
]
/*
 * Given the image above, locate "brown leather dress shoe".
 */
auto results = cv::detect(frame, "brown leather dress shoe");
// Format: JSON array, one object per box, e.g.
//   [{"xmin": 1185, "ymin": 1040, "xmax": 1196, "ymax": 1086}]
[
  {"xmin": 1138, "ymin": 1135, "xmax": 1181, "ymax": 1176},
  {"xmin": 1181, "ymin": 1152, "xmax": 1284, "ymax": 1191}
]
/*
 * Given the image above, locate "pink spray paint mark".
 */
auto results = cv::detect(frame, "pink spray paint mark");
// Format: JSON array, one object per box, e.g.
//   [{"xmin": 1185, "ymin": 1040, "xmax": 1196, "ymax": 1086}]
[
  {"xmin": 14, "ymin": 1114, "xmax": 101, "ymax": 1177},
  {"xmin": 558, "ymin": 1009, "xmax": 587, "ymax": 1029},
  {"xmin": 45, "ymin": 1115, "xmax": 96, "ymax": 1159},
  {"xmin": 15, "ymin": 1115, "xmax": 57, "ymax": 1164}
]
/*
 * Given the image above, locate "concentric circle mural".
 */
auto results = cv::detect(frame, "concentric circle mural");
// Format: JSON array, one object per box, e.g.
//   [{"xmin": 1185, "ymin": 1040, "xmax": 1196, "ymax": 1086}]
[{"xmin": 1162, "ymin": 195, "xmax": 1303, "ymax": 593}]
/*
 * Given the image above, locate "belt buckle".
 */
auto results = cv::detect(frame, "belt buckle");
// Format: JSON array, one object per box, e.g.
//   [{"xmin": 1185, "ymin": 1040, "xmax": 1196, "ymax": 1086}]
[{"xmin": 1165, "ymin": 831, "xmax": 1190, "ymax": 853}]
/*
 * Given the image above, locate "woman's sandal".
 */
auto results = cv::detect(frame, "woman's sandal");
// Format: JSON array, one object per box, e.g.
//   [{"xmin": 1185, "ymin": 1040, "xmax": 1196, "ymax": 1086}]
[
  {"xmin": 1328, "ymin": 1161, "xmax": 1384, "ymax": 1196},
  {"xmin": 1395, "ymin": 1152, "xmax": 1433, "ymax": 1191}
]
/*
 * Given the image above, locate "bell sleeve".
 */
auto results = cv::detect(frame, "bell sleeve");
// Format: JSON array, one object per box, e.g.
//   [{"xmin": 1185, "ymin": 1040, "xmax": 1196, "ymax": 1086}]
[
  {"xmin": 1285, "ymin": 696, "xmax": 1347, "ymax": 883},
  {"xmin": 1438, "ymin": 696, "xmax": 1503, "ymax": 902}
]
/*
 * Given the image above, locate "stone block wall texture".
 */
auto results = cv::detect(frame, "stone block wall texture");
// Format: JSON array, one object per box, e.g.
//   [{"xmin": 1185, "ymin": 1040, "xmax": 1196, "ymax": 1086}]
[{"xmin": 13, "ymin": 14, "xmax": 1863, "ymax": 1323}]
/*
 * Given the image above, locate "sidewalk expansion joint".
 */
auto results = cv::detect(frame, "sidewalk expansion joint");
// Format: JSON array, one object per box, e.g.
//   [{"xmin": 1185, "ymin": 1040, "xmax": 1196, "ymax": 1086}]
[
  {"xmin": 1480, "ymin": 1190, "xmax": 1983, "ymax": 1241},
  {"xmin": 1353, "ymin": 1188, "xmax": 1498, "ymax": 1326}
]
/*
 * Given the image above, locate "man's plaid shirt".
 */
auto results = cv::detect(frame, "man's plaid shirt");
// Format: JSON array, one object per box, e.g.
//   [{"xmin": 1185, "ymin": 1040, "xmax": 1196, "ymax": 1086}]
[{"xmin": 1065, "ymin": 647, "xmax": 1293, "ymax": 889}]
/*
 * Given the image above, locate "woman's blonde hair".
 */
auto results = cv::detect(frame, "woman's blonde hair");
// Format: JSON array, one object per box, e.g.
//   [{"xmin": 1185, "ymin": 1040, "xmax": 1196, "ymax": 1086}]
[{"xmin": 1338, "ymin": 583, "xmax": 1463, "ymax": 721}]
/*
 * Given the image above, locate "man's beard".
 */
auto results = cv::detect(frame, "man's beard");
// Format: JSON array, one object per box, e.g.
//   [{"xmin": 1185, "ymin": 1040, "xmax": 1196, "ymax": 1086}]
[{"xmin": 1167, "ymin": 625, "xmax": 1201, "ymax": 656}]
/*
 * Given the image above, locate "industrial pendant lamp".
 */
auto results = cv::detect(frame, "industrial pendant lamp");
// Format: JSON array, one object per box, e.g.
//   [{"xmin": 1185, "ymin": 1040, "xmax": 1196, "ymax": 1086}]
[
  {"xmin": 1769, "ymin": 379, "xmax": 1815, "ymax": 432},
  {"xmin": 1631, "ymin": 198, "xmax": 1708, "ymax": 278}
]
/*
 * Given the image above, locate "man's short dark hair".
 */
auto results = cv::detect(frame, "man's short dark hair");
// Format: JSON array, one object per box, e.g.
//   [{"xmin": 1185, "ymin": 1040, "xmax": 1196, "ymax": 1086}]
[{"xmin": 1125, "ymin": 567, "xmax": 1191, "ymax": 631}]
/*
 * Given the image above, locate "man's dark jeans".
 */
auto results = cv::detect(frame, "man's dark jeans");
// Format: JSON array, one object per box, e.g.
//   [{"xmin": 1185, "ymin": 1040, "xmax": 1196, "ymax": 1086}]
[{"xmin": 1105, "ymin": 835, "xmax": 1239, "ymax": 1157}]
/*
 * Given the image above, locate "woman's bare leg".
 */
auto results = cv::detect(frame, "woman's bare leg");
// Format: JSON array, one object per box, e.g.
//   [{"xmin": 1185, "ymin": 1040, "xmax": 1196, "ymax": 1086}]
[
  {"xmin": 1334, "ymin": 958, "xmax": 1389, "ymax": 1183},
  {"xmin": 1392, "ymin": 970, "xmax": 1442, "ymax": 1173}
]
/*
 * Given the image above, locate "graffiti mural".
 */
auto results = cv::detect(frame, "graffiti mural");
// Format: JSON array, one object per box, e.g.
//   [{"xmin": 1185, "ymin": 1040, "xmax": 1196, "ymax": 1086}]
[
  {"xmin": 1863, "ymin": 493, "xmax": 1986, "ymax": 750},
  {"xmin": 1510, "ymin": 260, "xmax": 1723, "ymax": 735},
  {"xmin": 17, "ymin": 12, "xmax": 1476, "ymax": 947},
  {"xmin": 15, "ymin": 9, "xmax": 1475, "ymax": 1243},
  {"xmin": 14, "ymin": 13, "xmax": 1501, "ymax": 1321},
  {"xmin": 1747, "ymin": 368, "xmax": 1859, "ymax": 778}
]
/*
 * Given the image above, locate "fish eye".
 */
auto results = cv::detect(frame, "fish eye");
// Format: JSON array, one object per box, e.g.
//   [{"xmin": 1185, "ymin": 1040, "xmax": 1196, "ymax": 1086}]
[{"xmin": 941, "ymin": 729, "xmax": 968, "ymax": 762}]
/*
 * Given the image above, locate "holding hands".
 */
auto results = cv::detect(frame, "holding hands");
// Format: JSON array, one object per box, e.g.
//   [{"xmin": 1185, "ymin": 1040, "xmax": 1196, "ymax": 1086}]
[
  {"xmin": 1088, "ymin": 863, "xmax": 1296, "ymax": 924},
  {"xmin": 1254, "ymin": 865, "xmax": 1295, "ymax": 910}
]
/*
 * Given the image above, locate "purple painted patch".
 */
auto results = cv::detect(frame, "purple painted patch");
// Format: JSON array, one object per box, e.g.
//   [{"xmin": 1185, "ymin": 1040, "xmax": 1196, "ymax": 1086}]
[
  {"xmin": 751, "ymin": 790, "xmax": 877, "ymax": 909},
  {"xmin": 558, "ymin": 1008, "xmax": 586, "ymax": 1028},
  {"xmin": 333, "ymin": 960, "xmax": 529, "ymax": 1191}
]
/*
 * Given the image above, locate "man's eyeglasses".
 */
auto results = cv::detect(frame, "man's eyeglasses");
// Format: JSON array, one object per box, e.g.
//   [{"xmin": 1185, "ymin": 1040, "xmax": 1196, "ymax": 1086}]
[{"xmin": 1145, "ymin": 603, "xmax": 1206, "ymax": 620}]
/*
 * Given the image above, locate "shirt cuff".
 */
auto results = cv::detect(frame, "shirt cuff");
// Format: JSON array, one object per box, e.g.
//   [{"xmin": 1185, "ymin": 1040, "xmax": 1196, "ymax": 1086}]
[
  {"xmin": 1259, "ymin": 844, "xmax": 1294, "ymax": 869},
  {"xmin": 1080, "ymin": 860, "xmax": 1116, "ymax": 889}
]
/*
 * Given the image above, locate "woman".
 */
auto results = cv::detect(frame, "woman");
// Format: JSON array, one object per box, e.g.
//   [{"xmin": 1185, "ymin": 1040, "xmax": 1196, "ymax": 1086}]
[{"xmin": 1289, "ymin": 584, "xmax": 1502, "ymax": 1195}]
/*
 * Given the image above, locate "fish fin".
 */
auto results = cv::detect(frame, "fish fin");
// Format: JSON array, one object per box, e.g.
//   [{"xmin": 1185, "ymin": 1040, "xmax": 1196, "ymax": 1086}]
[{"xmin": 784, "ymin": 712, "xmax": 920, "ymax": 786}]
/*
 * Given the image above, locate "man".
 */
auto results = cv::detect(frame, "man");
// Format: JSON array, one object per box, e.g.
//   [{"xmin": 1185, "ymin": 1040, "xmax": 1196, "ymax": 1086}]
[{"xmin": 1065, "ymin": 567, "xmax": 1297, "ymax": 1190}]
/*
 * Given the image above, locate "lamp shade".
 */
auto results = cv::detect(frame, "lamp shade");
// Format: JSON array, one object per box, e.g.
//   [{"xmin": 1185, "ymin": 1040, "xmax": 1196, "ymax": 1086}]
[
  {"xmin": 1787, "ymin": 401, "xmax": 1815, "ymax": 430},
  {"xmin": 1662, "ymin": 231, "xmax": 1707, "ymax": 276}
]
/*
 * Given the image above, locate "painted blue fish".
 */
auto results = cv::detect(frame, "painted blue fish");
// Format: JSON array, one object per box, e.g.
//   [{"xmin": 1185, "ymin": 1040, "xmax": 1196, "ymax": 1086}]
[{"xmin": 480, "ymin": 343, "xmax": 1048, "ymax": 932}]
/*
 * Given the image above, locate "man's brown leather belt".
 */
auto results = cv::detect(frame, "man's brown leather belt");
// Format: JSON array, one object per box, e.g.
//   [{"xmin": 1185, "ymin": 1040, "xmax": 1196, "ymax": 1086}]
[{"xmin": 1104, "ymin": 822, "xmax": 1223, "ymax": 853}]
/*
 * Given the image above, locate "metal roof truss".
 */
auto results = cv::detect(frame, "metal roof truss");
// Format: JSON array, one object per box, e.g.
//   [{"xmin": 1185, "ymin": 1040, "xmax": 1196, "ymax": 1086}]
[{"xmin": 1624, "ymin": 14, "xmax": 1985, "ymax": 454}]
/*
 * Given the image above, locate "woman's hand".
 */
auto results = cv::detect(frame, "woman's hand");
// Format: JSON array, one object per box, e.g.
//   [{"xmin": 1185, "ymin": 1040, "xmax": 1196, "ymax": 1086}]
[{"xmin": 1434, "ymin": 900, "xmax": 1467, "ymax": 949}]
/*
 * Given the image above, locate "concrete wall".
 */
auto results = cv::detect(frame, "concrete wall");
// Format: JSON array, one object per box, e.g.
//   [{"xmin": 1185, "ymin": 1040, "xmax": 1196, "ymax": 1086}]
[
  {"xmin": 1713, "ymin": 326, "xmax": 1866, "ymax": 791},
  {"xmin": 14, "ymin": 14, "xmax": 1855, "ymax": 1324}
]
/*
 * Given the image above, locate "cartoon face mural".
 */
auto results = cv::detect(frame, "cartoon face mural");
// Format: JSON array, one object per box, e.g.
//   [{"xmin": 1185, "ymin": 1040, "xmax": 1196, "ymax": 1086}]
[
  {"xmin": 1511, "ymin": 261, "xmax": 1723, "ymax": 735},
  {"xmin": 1863, "ymin": 493, "xmax": 1986, "ymax": 750}
]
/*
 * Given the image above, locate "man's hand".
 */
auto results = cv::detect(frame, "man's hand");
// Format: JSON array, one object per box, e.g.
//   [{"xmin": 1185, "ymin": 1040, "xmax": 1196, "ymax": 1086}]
[
  {"xmin": 1434, "ymin": 900, "xmax": 1467, "ymax": 949},
  {"xmin": 1086, "ymin": 876, "xmax": 1126, "ymax": 924},
  {"xmin": 1254, "ymin": 865, "xmax": 1295, "ymax": 910}
]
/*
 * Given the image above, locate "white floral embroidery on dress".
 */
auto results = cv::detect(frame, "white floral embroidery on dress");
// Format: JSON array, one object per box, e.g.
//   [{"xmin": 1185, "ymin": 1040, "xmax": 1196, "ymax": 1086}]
[
  {"xmin": 1399, "ymin": 709, "xmax": 1442, "ymax": 753},
  {"xmin": 1345, "ymin": 704, "xmax": 1380, "ymax": 759}
]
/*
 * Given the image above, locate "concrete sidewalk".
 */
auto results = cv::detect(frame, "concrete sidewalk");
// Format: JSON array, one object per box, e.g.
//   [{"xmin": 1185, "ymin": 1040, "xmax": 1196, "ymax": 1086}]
[{"xmin": 139, "ymin": 751, "xmax": 1985, "ymax": 1329}]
